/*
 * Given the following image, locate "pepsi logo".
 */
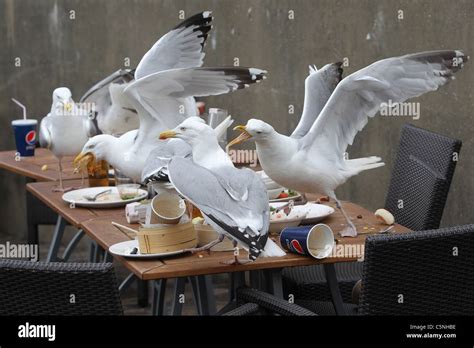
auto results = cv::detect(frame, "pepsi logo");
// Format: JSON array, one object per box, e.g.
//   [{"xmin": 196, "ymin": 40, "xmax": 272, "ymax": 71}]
[
  {"xmin": 25, "ymin": 130, "xmax": 36, "ymax": 145},
  {"xmin": 290, "ymin": 239, "xmax": 305, "ymax": 254}
]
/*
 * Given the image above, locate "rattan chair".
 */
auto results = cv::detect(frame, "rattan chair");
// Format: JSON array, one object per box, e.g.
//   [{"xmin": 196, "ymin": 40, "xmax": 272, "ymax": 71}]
[
  {"xmin": 296, "ymin": 224, "xmax": 474, "ymax": 315},
  {"xmin": 220, "ymin": 287, "xmax": 317, "ymax": 316},
  {"xmin": 282, "ymin": 124, "xmax": 462, "ymax": 303},
  {"xmin": 0, "ymin": 260, "xmax": 123, "ymax": 315}
]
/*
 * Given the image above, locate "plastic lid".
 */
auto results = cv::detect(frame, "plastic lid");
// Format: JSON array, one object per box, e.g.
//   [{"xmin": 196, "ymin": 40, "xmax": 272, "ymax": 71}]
[{"xmin": 11, "ymin": 119, "xmax": 37, "ymax": 126}]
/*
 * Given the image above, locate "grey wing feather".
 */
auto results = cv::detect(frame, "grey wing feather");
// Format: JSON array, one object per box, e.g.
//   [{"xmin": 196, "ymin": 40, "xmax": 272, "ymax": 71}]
[
  {"xmin": 168, "ymin": 157, "xmax": 269, "ymax": 242},
  {"xmin": 302, "ymin": 50, "xmax": 469, "ymax": 161},
  {"xmin": 290, "ymin": 62, "xmax": 343, "ymax": 138},
  {"xmin": 141, "ymin": 139, "xmax": 191, "ymax": 183},
  {"xmin": 134, "ymin": 11, "xmax": 212, "ymax": 79},
  {"xmin": 39, "ymin": 115, "xmax": 52, "ymax": 149}
]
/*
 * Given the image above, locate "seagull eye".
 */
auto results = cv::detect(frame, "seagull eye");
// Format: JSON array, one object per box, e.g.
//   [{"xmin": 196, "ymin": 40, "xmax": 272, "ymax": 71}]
[
  {"xmin": 180, "ymin": 127, "xmax": 186, "ymax": 131},
  {"xmin": 88, "ymin": 144, "xmax": 95, "ymax": 149},
  {"xmin": 256, "ymin": 131, "xmax": 262, "ymax": 134}
]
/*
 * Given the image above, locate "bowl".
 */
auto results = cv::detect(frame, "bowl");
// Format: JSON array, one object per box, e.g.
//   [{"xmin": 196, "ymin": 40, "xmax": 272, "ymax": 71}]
[
  {"xmin": 193, "ymin": 223, "xmax": 238, "ymax": 251},
  {"xmin": 117, "ymin": 183, "xmax": 141, "ymax": 200}
]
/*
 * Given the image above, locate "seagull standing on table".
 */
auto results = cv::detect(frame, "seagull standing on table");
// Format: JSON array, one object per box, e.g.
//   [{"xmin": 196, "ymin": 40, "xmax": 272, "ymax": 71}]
[
  {"xmin": 39, "ymin": 87, "xmax": 95, "ymax": 191},
  {"xmin": 141, "ymin": 115, "xmax": 234, "ymax": 193},
  {"xmin": 228, "ymin": 50, "xmax": 469, "ymax": 237},
  {"xmin": 74, "ymin": 11, "xmax": 266, "ymax": 182},
  {"xmin": 158, "ymin": 117, "xmax": 286, "ymax": 263}
]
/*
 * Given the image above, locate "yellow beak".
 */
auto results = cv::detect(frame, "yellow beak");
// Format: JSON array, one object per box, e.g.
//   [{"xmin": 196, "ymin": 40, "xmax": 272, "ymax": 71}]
[
  {"xmin": 159, "ymin": 130, "xmax": 177, "ymax": 140},
  {"xmin": 227, "ymin": 125, "xmax": 253, "ymax": 148},
  {"xmin": 73, "ymin": 152, "xmax": 94, "ymax": 173},
  {"xmin": 64, "ymin": 102, "xmax": 73, "ymax": 113}
]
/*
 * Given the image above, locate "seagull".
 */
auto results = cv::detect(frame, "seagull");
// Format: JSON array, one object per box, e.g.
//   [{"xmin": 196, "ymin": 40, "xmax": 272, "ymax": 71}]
[
  {"xmin": 39, "ymin": 87, "xmax": 95, "ymax": 191},
  {"xmin": 74, "ymin": 11, "xmax": 267, "ymax": 182},
  {"xmin": 159, "ymin": 117, "xmax": 286, "ymax": 263},
  {"xmin": 141, "ymin": 115, "xmax": 234, "ymax": 193},
  {"xmin": 80, "ymin": 69, "xmax": 137, "ymax": 135},
  {"xmin": 228, "ymin": 50, "xmax": 469, "ymax": 237}
]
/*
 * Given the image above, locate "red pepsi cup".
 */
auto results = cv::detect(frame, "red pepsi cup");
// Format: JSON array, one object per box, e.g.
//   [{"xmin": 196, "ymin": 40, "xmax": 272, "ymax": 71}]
[
  {"xmin": 12, "ymin": 119, "xmax": 38, "ymax": 157},
  {"xmin": 279, "ymin": 224, "xmax": 335, "ymax": 259}
]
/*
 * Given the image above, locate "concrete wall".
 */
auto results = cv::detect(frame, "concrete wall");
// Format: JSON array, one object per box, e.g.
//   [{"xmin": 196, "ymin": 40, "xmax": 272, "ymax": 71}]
[{"xmin": 1, "ymin": 0, "xmax": 472, "ymax": 241}]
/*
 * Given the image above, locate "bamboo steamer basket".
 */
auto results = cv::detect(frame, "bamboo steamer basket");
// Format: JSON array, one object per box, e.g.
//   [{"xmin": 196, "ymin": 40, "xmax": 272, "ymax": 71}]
[
  {"xmin": 138, "ymin": 222, "xmax": 197, "ymax": 254},
  {"xmin": 193, "ymin": 223, "xmax": 238, "ymax": 251}
]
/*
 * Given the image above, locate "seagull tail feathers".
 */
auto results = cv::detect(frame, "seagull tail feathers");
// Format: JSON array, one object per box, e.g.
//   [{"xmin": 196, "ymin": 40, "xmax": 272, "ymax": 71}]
[
  {"xmin": 214, "ymin": 115, "xmax": 234, "ymax": 141},
  {"xmin": 260, "ymin": 238, "xmax": 286, "ymax": 258},
  {"xmin": 347, "ymin": 156, "xmax": 385, "ymax": 173}
]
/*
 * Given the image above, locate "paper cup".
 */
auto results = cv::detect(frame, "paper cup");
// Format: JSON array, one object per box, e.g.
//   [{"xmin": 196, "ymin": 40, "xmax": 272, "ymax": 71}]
[
  {"xmin": 280, "ymin": 224, "xmax": 335, "ymax": 259},
  {"xmin": 12, "ymin": 119, "xmax": 37, "ymax": 157},
  {"xmin": 148, "ymin": 192, "xmax": 186, "ymax": 225}
]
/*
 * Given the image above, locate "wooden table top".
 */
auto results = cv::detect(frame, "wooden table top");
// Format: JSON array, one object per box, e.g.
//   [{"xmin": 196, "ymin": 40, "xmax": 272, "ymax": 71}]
[
  {"xmin": 0, "ymin": 148, "xmax": 81, "ymax": 181},
  {"xmin": 26, "ymin": 179, "xmax": 410, "ymax": 280},
  {"xmin": 26, "ymin": 179, "xmax": 124, "ymax": 227}
]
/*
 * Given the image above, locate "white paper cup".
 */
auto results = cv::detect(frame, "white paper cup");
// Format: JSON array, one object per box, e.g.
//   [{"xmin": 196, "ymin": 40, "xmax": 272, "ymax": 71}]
[
  {"xmin": 149, "ymin": 192, "xmax": 186, "ymax": 225},
  {"xmin": 307, "ymin": 224, "xmax": 335, "ymax": 259}
]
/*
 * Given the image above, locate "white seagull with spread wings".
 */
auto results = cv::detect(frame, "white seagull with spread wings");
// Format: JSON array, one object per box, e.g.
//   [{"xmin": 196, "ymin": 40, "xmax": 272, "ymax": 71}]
[
  {"xmin": 229, "ymin": 50, "xmax": 469, "ymax": 237},
  {"xmin": 74, "ymin": 11, "xmax": 266, "ymax": 181}
]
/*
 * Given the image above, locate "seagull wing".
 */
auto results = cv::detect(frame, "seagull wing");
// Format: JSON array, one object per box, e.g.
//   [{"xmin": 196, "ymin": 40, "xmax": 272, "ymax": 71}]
[
  {"xmin": 168, "ymin": 157, "xmax": 269, "ymax": 259},
  {"xmin": 134, "ymin": 11, "xmax": 212, "ymax": 80},
  {"xmin": 291, "ymin": 62, "xmax": 343, "ymax": 138},
  {"xmin": 39, "ymin": 114, "xmax": 52, "ymax": 149},
  {"xmin": 124, "ymin": 67, "xmax": 266, "ymax": 128},
  {"xmin": 141, "ymin": 139, "xmax": 191, "ymax": 183},
  {"xmin": 80, "ymin": 69, "xmax": 135, "ymax": 103},
  {"xmin": 301, "ymin": 50, "xmax": 468, "ymax": 162}
]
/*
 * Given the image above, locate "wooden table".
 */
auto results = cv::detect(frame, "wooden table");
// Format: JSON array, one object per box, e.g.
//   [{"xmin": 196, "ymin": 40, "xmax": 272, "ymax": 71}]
[
  {"xmin": 0, "ymin": 148, "xmax": 81, "ymax": 181},
  {"xmin": 80, "ymin": 200, "xmax": 409, "ymax": 280},
  {"xmin": 26, "ymin": 179, "xmax": 409, "ymax": 315}
]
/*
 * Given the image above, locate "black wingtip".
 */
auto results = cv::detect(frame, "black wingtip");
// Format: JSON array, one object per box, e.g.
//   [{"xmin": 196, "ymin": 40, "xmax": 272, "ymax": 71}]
[
  {"xmin": 332, "ymin": 61, "xmax": 344, "ymax": 83},
  {"xmin": 198, "ymin": 67, "xmax": 267, "ymax": 89},
  {"xmin": 172, "ymin": 11, "xmax": 213, "ymax": 49},
  {"xmin": 173, "ymin": 11, "xmax": 213, "ymax": 30}
]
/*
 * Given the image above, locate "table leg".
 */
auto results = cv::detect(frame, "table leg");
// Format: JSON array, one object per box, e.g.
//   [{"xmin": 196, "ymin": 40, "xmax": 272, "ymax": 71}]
[
  {"xmin": 172, "ymin": 277, "xmax": 186, "ymax": 315},
  {"xmin": 62, "ymin": 229, "xmax": 85, "ymax": 261},
  {"xmin": 189, "ymin": 277, "xmax": 202, "ymax": 314},
  {"xmin": 196, "ymin": 275, "xmax": 216, "ymax": 315},
  {"xmin": 249, "ymin": 270, "xmax": 263, "ymax": 290},
  {"xmin": 152, "ymin": 279, "xmax": 167, "ymax": 316},
  {"xmin": 323, "ymin": 263, "xmax": 347, "ymax": 315},
  {"xmin": 46, "ymin": 216, "xmax": 66, "ymax": 262},
  {"xmin": 118, "ymin": 273, "xmax": 135, "ymax": 293},
  {"xmin": 264, "ymin": 268, "xmax": 284, "ymax": 298},
  {"xmin": 137, "ymin": 280, "xmax": 149, "ymax": 308},
  {"xmin": 229, "ymin": 272, "xmax": 246, "ymax": 301}
]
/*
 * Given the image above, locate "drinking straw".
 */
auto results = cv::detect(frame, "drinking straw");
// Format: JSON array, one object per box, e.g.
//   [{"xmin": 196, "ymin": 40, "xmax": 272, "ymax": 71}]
[{"xmin": 11, "ymin": 98, "xmax": 27, "ymax": 120}]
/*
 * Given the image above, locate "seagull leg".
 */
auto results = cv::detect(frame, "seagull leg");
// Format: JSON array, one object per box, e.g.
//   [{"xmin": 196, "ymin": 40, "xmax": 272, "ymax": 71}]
[
  {"xmin": 220, "ymin": 240, "xmax": 252, "ymax": 265},
  {"xmin": 335, "ymin": 198, "xmax": 358, "ymax": 237},
  {"xmin": 52, "ymin": 159, "xmax": 74, "ymax": 192},
  {"xmin": 184, "ymin": 234, "xmax": 225, "ymax": 254}
]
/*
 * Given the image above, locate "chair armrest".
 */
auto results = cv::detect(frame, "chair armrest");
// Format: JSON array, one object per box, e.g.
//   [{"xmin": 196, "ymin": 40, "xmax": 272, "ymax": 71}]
[
  {"xmin": 237, "ymin": 287, "xmax": 317, "ymax": 316},
  {"xmin": 222, "ymin": 303, "xmax": 261, "ymax": 316}
]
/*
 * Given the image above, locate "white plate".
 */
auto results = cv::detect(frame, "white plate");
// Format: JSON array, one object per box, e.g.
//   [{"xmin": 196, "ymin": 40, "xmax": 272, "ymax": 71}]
[
  {"xmin": 62, "ymin": 186, "xmax": 148, "ymax": 208},
  {"xmin": 109, "ymin": 240, "xmax": 186, "ymax": 259},
  {"xmin": 269, "ymin": 192, "xmax": 302, "ymax": 203},
  {"xmin": 269, "ymin": 202, "xmax": 335, "ymax": 225},
  {"xmin": 301, "ymin": 203, "xmax": 335, "ymax": 224}
]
